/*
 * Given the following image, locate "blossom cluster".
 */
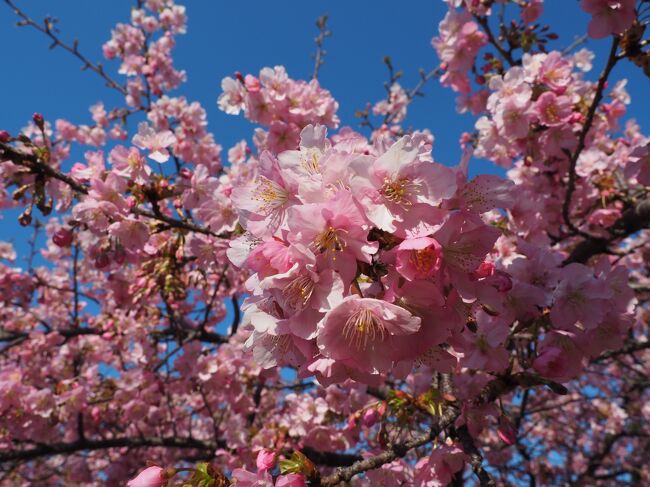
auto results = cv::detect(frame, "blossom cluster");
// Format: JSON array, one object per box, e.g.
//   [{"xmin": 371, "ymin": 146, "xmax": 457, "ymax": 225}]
[
  {"xmin": 0, "ymin": 0, "xmax": 649, "ymax": 485},
  {"xmin": 218, "ymin": 66, "xmax": 340, "ymax": 153}
]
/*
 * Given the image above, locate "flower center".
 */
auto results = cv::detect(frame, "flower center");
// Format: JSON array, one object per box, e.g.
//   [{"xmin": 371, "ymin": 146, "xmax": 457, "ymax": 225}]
[
  {"xmin": 252, "ymin": 176, "xmax": 289, "ymax": 215},
  {"xmin": 342, "ymin": 308, "xmax": 386, "ymax": 350},
  {"xmin": 301, "ymin": 149, "xmax": 321, "ymax": 175},
  {"xmin": 312, "ymin": 226, "xmax": 347, "ymax": 257},
  {"xmin": 544, "ymin": 103, "xmax": 560, "ymax": 123},
  {"xmin": 409, "ymin": 247, "xmax": 439, "ymax": 273},
  {"xmin": 567, "ymin": 289, "xmax": 586, "ymax": 305},
  {"xmin": 381, "ymin": 177, "xmax": 420, "ymax": 207},
  {"xmin": 282, "ymin": 275, "xmax": 315, "ymax": 310}
]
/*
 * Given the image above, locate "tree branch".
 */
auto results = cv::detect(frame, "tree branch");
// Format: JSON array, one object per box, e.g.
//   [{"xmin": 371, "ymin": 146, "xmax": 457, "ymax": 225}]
[
  {"xmin": 562, "ymin": 37, "xmax": 619, "ymax": 235},
  {"xmin": 312, "ymin": 15, "xmax": 331, "ymax": 80}
]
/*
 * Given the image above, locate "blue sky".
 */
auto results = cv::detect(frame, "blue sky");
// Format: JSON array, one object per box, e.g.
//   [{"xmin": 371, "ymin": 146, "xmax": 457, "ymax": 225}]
[
  {"xmin": 2, "ymin": 1, "xmax": 649, "ymax": 159},
  {"xmin": 1, "ymin": 0, "xmax": 649, "ymax": 247}
]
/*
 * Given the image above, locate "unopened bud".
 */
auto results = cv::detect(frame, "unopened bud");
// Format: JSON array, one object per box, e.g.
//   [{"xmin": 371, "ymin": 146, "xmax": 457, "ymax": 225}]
[
  {"xmin": 52, "ymin": 228, "xmax": 74, "ymax": 247},
  {"xmin": 95, "ymin": 253, "xmax": 110, "ymax": 269},
  {"xmin": 0, "ymin": 130, "xmax": 10, "ymax": 142},
  {"xmin": 32, "ymin": 113, "xmax": 44, "ymax": 128},
  {"xmin": 497, "ymin": 416, "xmax": 517, "ymax": 445},
  {"xmin": 18, "ymin": 207, "xmax": 32, "ymax": 226}
]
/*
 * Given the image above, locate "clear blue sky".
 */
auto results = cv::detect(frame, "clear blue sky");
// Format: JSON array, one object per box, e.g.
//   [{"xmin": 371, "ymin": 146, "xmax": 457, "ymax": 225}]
[{"xmin": 1, "ymin": 0, "xmax": 649, "ymax": 244}]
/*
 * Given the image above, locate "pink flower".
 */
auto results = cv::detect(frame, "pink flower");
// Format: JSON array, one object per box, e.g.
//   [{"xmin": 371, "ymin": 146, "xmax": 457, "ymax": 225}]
[
  {"xmin": 580, "ymin": 0, "xmax": 636, "ymax": 38},
  {"xmin": 108, "ymin": 217, "xmax": 150, "ymax": 251},
  {"xmin": 434, "ymin": 212, "xmax": 500, "ymax": 273},
  {"xmin": 456, "ymin": 311, "xmax": 510, "ymax": 372},
  {"xmin": 109, "ymin": 145, "xmax": 151, "ymax": 184},
  {"xmin": 286, "ymin": 190, "xmax": 377, "ymax": 283},
  {"xmin": 52, "ymin": 228, "xmax": 74, "ymax": 248},
  {"xmin": 550, "ymin": 263, "xmax": 612, "ymax": 330},
  {"xmin": 413, "ymin": 443, "xmax": 465, "ymax": 486},
  {"xmin": 533, "ymin": 331, "xmax": 583, "ymax": 382},
  {"xmin": 521, "ymin": 0, "xmax": 543, "ymax": 23},
  {"xmin": 350, "ymin": 135, "xmax": 456, "ymax": 233},
  {"xmin": 317, "ymin": 296, "xmax": 421, "ymax": 375},
  {"xmin": 588, "ymin": 208, "xmax": 621, "ymax": 227},
  {"xmin": 256, "ymin": 449, "xmax": 276, "ymax": 472},
  {"xmin": 132, "ymin": 122, "xmax": 176, "ymax": 163},
  {"xmin": 395, "ymin": 236, "xmax": 443, "ymax": 281},
  {"xmin": 538, "ymin": 52, "xmax": 573, "ymax": 93},
  {"xmin": 126, "ymin": 466, "xmax": 165, "ymax": 487},
  {"xmin": 230, "ymin": 469, "xmax": 274, "ymax": 487},
  {"xmin": 533, "ymin": 92, "xmax": 573, "ymax": 127},
  {"xmin": 231, "ymin": 151, "xmax": 297, "ymax": 237},
  {"xmin": 625, "ymin": 143, "xmax": 650, "ymax": 185},
  {"xmin": 275, "ymin": 474, "xmax": 307, "ymax": 487}
]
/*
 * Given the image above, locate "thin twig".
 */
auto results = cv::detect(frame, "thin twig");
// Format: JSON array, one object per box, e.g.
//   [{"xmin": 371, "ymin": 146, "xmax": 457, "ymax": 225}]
[
  {"xmin": 3, "ymin": 0, "xmax": 127, "ymax": 95},
  {"xmin": 312, "ymin": 15, "xmax": 331, "ymax": 80},
  {"xmin": 562, "ymin": 37, "xmax": 619, "ymax": 236}
]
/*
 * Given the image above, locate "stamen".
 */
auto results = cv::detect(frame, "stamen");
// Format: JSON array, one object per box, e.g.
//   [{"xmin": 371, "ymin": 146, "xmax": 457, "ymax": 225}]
[
  {"xmin": 301, "ymin": 149, "xmax": 321, "ymax": 175},
  {"xmin": 409, "ymin": 248, "xmax": 439, "ymax": 273},
  {"xmin": 281, "ymin": 275, "xmax": 315, "ymax": 310},
  {"xmin": 312, "ymin": 226, "xmax": 348, "ymax": 258},
  {"xmin": 342, "ymin": 308, "xmax": 387, "ymax": 350},
  {"xmin": 252, "ymin": 176, "xmax": 289, "ymax": 215},
  {"xmin": 381, "ymin": 177, "xmax": 421, "ymax": 207}
]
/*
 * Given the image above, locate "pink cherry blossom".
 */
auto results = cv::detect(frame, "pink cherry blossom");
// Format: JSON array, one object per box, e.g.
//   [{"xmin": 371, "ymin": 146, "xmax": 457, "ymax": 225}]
[
  {"xmin": 580, "ymin": 0, "xmax": 636, "ymax": 38},
  {"xmin": 126, "ymin": 466, "xmax": 165, "ymax": 487},
  {"xmin": 132, "ymin": 122, "xmax": 176, "ymax": 162},
  {"xmin": 317, "ymin": 296, "xmax": 421, "ymax": 374}
]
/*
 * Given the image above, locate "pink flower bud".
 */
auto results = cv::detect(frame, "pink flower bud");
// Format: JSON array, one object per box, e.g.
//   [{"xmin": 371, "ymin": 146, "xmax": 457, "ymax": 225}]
[
  {"xmin": 568, "ymin": 112, "xmax": 584, "ymax": 123},
  {"xmin": 256, "ymin": 449, "xmax": 276, "ymax": 472},
  {"xmin": 275, "ymin": 473, "xmax": 307, "ymax": 487},
  {"xmin": 474, "ymin": 262, "xmax": 495, "ymax": 279},
  {"xmin": 126, "ymin": 466, "xmax": 165, "ymax": 487},
  {"xmin": 245, "ymin": 74, "xmax": 261, "ymax": 92},
  {"xmin": 0, "ymin": 130, "xmax": 10, "ymax": 142},
  {"xmin": 32, "ymin": 113, "xmax": 44, "ymax": 127},
  {"xmin": 52, "ymin": 228, "xmax": 74, "ymax": 248},
  {"xmin": 113, "ymin": 247, "xmax": 126, "ymax": 265},
  {"xmin": 497, "ymin": 416, "xmax": 517, "ymax": 445},
  {"xmin": 95, "ymin": 253, "xmax": 111, "ymax": 269},
  {"xmin": 362, "ymin": 407, "xmax": 380, "ymax": 427}
]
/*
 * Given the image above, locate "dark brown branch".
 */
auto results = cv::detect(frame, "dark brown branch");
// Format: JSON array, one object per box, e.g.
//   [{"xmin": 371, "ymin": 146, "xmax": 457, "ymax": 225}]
[
  {"xmin": 0, "ymin": 436, "xmax": 223, "ymax": 464},
  {"xmin": 564, "ymin": 199, "xmax": 650, "ymax": 264},
  {"xmin": 301, "ymin": 447, "xmax": 362, "ymax": 468},
  {"xmin": 132, "ymin": 207, "xmax": 218, "ymax": 237},
  {"xmin": 320, "ymin": 411, "xmax": 454, "ymax": 486},
  {"xmin": 475, "ymin": 15, "xmax": 516, "ymax": 66},
  {"xmin": 0, "ymin": 141, "xmax": 223, "ymax": 238},
  {"xmin": 454, "ymin": 425, "xmax": 496, "ymax": 487},
  {"xmin": 320, "ymin": 372, "xmax": 566, "ymax": 485},
  {"xmin": 562, "ymin": 37, "xmax": 619, "ymax": 235},
  {"xmin": 0, "ymin": 141, "xmax": 89, "ymax": 194},
  {"xmin": 592, "ymin": 339, "xmax": 650, "ymax": 363}
]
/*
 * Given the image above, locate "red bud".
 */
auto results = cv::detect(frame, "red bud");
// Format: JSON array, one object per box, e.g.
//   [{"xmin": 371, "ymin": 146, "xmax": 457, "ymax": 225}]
[{"xmin": 52, "ymin": 228, "xmax": 74, "ymax": 248}]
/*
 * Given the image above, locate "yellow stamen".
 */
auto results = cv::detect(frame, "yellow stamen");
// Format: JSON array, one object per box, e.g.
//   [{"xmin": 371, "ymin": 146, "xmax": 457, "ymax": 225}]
[
  {"xmin": 282, "ymin": 275, "xmax": 315, "ymax": 310},
  {"xmin": 252, "ymin": 176, "xmax": 289, "ymax": 215},
  {"xmin": 342, "ymin": 308, "xmax": 386, "ymax": 350}
]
